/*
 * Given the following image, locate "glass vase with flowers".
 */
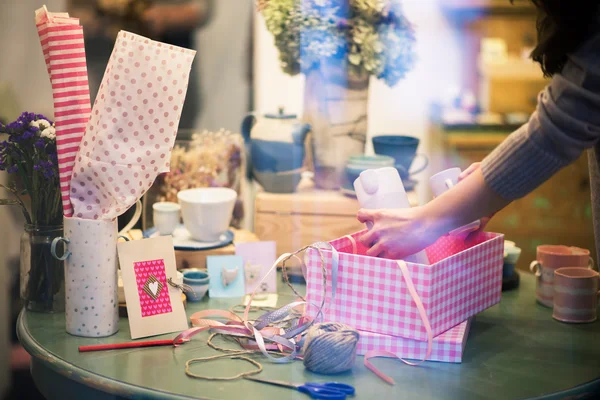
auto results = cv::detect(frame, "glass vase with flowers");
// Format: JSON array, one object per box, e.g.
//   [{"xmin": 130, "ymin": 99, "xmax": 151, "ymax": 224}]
[{"xmin": 0, "ymin": 112, "xmax": 64, "ymax": 312}]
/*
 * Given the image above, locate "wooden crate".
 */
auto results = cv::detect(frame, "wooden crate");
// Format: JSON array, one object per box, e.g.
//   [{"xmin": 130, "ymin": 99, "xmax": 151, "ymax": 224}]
[{"xmin": 254, "ymin": 180, "xmax": 418, "ymax": 255}]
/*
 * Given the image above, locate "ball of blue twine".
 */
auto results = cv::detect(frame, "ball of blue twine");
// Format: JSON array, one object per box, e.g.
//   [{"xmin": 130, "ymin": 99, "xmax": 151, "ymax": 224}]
[{"xmin": 302, "ymin": 322, "xmax": 360, "ymax": 374}]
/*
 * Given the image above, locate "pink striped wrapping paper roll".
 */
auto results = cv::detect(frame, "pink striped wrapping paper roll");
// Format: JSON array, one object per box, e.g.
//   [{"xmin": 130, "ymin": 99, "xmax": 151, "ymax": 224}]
[{"xmin": 35, "ymin": 6, "xmax": 91, "ymax": 217}]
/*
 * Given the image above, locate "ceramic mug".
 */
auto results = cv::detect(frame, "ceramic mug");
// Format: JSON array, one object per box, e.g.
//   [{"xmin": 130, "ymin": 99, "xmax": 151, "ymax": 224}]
[
  {"xmin": 344, "ymin": 155, "xmax": 395, "ymax": 190},
  {"xmin": 552, "ymin": 267, "xmax": 600, "ymax": 323},
  {"xmin": 372, "ymin": 135, "xmax": 429, "ymax": 179},
  {"xmin": 529, "ymin": 245, "xmax": 595, "ymax": 308},
  {"xmin": 429, "ymin": 168, "xmax": 480, "ymax": 236},
  {"xmin": 183, "ymin": 270, "xmax": 210, "ymax": 302},
  {"xmin": 177, "ymin": 188, "xmax": 237, "ymax": 242},
  {"xmin": 429, "ymin": 167, "xmax": 461, "ymax": 197},
  {"xmin": 50, "ymin": 201, "xmax": 141, "ymax": 337},
  {"xmin": 153, "ymin": 202, "xmax": 181, "ymax": 236}
]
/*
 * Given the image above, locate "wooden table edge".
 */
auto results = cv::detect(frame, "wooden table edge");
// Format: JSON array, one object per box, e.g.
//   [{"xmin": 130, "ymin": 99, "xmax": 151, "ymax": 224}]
[{"xmin": 16, "ymin": 310, "xmax": 206, "ymax": 400}]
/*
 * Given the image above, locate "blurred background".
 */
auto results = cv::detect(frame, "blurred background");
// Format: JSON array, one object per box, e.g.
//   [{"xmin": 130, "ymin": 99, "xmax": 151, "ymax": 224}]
[{"xmin": 0, "ymin": 0, "xmax": 594, "ymax": 398}]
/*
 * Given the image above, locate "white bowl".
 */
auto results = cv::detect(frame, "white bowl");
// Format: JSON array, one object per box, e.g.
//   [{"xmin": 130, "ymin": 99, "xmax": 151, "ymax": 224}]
[
  {"xmin": 177, "ymin": 188, "xmax": 237, "ymax": 242},
  {"xmin": 504, "ymin": 246, "xmax": 522, "ymax": 264}
]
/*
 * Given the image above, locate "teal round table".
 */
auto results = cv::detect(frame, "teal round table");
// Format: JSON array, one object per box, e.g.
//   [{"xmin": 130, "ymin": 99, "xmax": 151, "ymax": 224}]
[{"xmin": 17, "ymin": 272, "xmax": 600, "ymax": 400}]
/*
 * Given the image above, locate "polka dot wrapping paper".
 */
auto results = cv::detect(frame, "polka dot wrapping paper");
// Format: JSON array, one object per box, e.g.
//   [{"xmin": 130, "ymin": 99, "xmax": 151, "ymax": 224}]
[{"xmin": 69, "ymin": 31, "xmax": 196, "ymax": 220}]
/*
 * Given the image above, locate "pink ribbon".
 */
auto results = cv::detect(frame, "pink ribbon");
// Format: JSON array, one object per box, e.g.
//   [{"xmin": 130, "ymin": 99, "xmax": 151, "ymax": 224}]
[
  {"xmin": 174, "ymin": 237, "xmax": 432, "ymax": 385},
  {"xmin": 344, "ymin": 234, "xmax": 433, "ymax": 385},
  {"xmin": 173, "ymin": 243, "xmax": 337, "ymax": 363}
]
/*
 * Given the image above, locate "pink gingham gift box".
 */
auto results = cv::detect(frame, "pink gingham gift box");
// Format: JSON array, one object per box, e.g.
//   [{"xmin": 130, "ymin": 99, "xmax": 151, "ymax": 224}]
[
  {"xmin": 304, "ymin": 231, "xmax": 504, "ymax": 341},
  {"xmin": 356, "ymin": 318, "xmax": 472, "ymax": 363}
]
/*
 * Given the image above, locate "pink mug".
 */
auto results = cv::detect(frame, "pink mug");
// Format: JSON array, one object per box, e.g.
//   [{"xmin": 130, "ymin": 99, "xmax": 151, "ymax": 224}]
[
  {"xmin": 552, "ymin": 267, "xmax": 600, "ymax": 323},
  {"xmin": 529, "ymin": 245, "xmax": 594, "ymax": 307}
]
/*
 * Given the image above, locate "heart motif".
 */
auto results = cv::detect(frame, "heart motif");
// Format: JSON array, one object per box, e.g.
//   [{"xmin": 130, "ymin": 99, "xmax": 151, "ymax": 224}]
[{"xmin": 149, "ymin": 281, "xmax": 159, "ymax": 296}]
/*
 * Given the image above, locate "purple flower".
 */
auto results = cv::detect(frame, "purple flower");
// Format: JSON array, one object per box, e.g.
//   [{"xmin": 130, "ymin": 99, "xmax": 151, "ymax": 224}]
[
  {"xmin": 22, "ymin": 130, "xmax": 35, "ymax": 140},
  {"xmin": 35, "ymin": 160, "xmax": 57, "ymax": 179},
  {"xmin": 34, "ymin": 139, "xmax": 45, "ymax": 149},
  {"xmin": 7, "ymin": 165, "xmax": 18, "ymax": 174}
]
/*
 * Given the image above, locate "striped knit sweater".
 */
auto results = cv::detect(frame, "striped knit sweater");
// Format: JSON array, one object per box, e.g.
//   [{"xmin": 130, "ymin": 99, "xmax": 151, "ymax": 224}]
[{"xmin": 481, "ymin": 33, "xmax": 600, "ymax": 260}]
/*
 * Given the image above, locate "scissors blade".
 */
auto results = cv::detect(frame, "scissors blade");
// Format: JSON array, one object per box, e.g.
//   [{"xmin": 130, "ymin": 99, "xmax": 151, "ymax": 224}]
[{"xmin": 244, "ymin": 376, "xmax": 301, "ymax": 390}]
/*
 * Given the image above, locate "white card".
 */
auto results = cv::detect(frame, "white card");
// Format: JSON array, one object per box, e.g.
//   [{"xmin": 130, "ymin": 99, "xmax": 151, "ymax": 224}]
[
  {"xmin": 235, "ymin": 241, "xmax": 277, "ymax": 294},
  {"xmin": 117, "ymin": 236, "xmax": 188, "ymax": 339}
]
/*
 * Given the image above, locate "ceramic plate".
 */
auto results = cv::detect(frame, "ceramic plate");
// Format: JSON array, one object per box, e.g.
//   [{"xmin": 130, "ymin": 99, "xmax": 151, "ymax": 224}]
[{"xmin": 143, "ymin": 225, "xmax": 234, "ymax": 251}]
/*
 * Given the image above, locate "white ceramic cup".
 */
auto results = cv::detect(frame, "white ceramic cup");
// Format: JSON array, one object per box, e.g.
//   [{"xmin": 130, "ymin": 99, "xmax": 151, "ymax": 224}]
[
  {"xmin": 429, "ymin": 167, "xmax": 480, "ymax": 236},
  {"xmin": 429, "ymin": 167, "xmax": 462, "ymax": 197},
  {"xmin": 153, "ymin": 202, "xmax": 181, "ymax": 235},
  {"xmin": 177, "ymin": 188, "xmax": 237, "ymax": 242}
]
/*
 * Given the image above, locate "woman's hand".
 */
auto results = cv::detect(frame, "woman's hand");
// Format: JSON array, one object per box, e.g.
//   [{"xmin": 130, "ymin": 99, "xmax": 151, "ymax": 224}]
[
  {"xmin": 356, "ymin": 207, "xmax": 443, "ymax": 260},
  {"xmin": 458, "ymin": 162, "xmax": 494, "ymax": 238},
  {"xmin": 356, "ymin": 166, "xmax": 510, "ymax": 259}
]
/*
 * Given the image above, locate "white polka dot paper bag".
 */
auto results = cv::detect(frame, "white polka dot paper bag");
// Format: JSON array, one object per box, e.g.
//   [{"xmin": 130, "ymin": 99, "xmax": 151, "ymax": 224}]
[
  {"xmin": 69, "ymin": 30, "xmax": 196, "ymax": 220},
  {"xmin": 304, "ymin": 231, "xmax": 504, "ymax": 342}
]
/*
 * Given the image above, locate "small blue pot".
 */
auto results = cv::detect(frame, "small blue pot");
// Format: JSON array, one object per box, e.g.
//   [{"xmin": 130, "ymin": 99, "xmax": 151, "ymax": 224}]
[
  {"xmin": 503, "ymin": 263, "xmax": 515, "ymax": 278},
  {"xmin": 183, "ymin": 270, "xmax": 210, "ymax": 302}
]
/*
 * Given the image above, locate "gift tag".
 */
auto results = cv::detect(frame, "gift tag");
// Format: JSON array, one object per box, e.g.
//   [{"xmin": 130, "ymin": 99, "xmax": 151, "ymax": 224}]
[
  {"xmin": 207, "ymin": 255, "xmax": 245, "ymax": 298},
  {"xmin": 117, "ymin": 236, "xmax": 188, "ymax": 339},
  {"xmin": 235, "ymin": 241, "xmax": 277, "ymax": 294}
]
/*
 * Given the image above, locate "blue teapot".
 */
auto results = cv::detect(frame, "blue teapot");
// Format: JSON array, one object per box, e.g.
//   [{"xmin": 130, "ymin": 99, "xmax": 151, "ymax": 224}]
[{"xmin": 242, "ymin": 108, "xmax": 311, "ymax": 193}]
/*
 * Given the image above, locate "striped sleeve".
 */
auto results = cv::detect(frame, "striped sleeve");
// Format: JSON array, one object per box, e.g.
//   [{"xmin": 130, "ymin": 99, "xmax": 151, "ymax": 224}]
[{"xmin": 482, "ymin": 34, "xmax": 600, "ymax": 200}]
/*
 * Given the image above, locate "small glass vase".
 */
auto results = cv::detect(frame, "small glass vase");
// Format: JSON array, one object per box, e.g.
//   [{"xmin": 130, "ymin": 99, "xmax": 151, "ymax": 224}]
[{"xmin": 20, "ymin": 224, "xmax": 65, "ymax": 313}]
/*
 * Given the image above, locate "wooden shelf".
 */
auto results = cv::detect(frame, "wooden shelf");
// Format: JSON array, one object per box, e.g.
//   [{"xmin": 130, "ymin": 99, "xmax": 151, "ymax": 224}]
[{"xmin": 479, "ymin": 57, "xmax": 547, "ymax": 82}]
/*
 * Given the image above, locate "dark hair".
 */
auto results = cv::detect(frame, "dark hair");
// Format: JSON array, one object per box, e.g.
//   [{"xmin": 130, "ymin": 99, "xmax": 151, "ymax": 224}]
[{"xmin": 517, "ymin": 0, "xmax": 599, "ymax": 77}]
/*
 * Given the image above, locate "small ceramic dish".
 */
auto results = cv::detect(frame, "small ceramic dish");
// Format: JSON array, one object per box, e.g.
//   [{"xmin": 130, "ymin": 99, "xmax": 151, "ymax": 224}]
[{"xmin": 183, "ymin": 270, "xmax": 210, "ymax": 302}]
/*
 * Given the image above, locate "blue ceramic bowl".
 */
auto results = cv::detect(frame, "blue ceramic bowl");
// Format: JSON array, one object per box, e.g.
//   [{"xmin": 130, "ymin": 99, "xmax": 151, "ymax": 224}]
[
  {"xmin": 372, "ymin": 135, "xmax": 419, "ymax": 170},
  {"xmin": 183, "ymin": 270, "xmax": 210, "ymax": 302},
  {"xmin": 250, "ymin": 140, "xmax": 305, "ymax": 172}
]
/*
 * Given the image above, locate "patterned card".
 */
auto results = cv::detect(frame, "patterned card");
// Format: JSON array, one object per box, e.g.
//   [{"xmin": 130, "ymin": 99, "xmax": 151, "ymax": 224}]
[
  {"xmin": 207, "ymin": 255, "xmax": 245, "ymax": 298},
  {"xmin": 235, "ymin": 241, "xmax": 277, "ymax": 294},
  {"xmin": 134, "ymin": 259, "xmax": 172, "ymax": 317},
  {"xmin": 117, "ymin": 236, "xmax": 188, "ymax": 339}
]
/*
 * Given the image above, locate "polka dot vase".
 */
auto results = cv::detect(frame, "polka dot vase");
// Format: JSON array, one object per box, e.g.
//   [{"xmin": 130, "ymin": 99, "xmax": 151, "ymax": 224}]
[{"xmin": 59, "ymin": 217, "xmax": 120, "ymax": 337}]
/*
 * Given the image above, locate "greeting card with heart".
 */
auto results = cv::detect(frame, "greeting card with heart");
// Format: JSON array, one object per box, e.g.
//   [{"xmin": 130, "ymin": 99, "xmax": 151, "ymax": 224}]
[
  {"xmin": 235, "ymin": 241, "xmax": 277, "ymax": 294},
  {"xmin": 117, "ymin": 236, "xmax": 188, "ymax": 339},
  {"xmin": 206, "ymin": 255, "xmax": 245, "ymax": 298}
]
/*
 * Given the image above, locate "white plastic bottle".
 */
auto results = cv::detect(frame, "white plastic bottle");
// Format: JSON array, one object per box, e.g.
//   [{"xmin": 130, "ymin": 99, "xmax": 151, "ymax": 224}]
[{"xmin": 354, "ymin": 167, "xmax": 430, "ymax": 265}]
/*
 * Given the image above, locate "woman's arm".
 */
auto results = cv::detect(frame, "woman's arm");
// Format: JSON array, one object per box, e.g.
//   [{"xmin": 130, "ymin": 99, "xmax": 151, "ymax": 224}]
[{"xmin": 358, "ymin": 33, "xmax": 600, "ymax": 259}]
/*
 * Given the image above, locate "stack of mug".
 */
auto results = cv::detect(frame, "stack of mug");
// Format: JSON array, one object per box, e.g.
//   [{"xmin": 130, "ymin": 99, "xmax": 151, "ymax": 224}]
[{"xmin": 530, "ymin": 245, "xmax": 599, "ymax": 323}]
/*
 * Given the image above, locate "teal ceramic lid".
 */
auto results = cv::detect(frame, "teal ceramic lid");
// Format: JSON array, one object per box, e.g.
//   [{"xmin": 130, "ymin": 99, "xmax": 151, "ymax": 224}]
[
  {"xmin": 264, "ymin": 107, "xmax": 297, "ymax": 119},
  {"xmin": 346, "ymin": 155, "xmax": 395, "ymax": 169}
]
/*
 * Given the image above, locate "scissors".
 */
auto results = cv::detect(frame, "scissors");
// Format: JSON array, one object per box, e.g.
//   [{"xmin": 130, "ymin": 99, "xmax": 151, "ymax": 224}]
[{"xmin": 244, "ymin": 376, "xmax": 355, "ymax": 399}]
